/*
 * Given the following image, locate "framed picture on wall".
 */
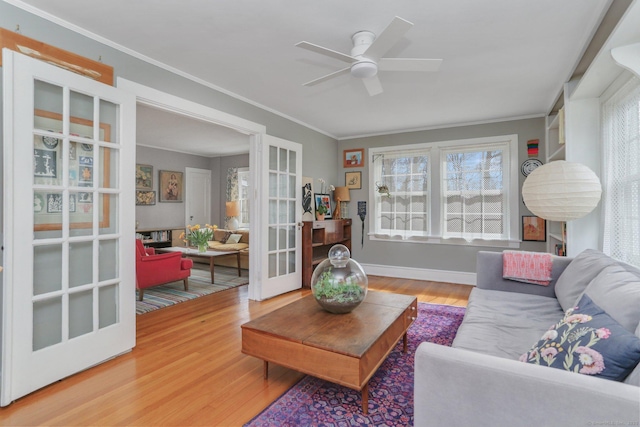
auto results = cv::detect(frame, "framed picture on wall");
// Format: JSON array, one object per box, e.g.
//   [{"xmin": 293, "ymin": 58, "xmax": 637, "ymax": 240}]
[
  {"xmin": 345, "ymin": 171, "xmax": 362, "ymax": 189},
  {"xmin": 158, "ymin": 170, "xmax": 183, "ymax": 202},
  {"xmin": 343, "ymin": 148, "xmax": 365, "ymax": 168},
  {"xmin": 315, "ymin": 193, "xmax": 332, "ymax": 219},
  {"xmin": 136, "ymin": 164, "xmax": 153, "ymax": 190},
  {"xmin": 136, "ymin": 190, "xmax": 156, "ymax": 206},
  {"xmin": 522, "ymin": 215, "xmax": 546, "ymax": 242}
]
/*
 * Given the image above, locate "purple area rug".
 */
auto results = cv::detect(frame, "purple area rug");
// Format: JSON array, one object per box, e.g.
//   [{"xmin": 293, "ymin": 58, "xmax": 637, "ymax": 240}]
[{"xmin": 244, "ymin": 302, "xmax": 466, "ymax": 427}]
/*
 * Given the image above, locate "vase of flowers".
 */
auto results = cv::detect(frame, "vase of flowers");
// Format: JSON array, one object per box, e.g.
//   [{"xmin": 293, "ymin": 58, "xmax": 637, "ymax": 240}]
[{"xmin": 180, "ymin": 224, "xmax": 217, "ymax": 253}]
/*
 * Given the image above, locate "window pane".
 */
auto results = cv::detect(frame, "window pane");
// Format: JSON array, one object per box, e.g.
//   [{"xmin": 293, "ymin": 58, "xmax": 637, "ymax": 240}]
[{"xmin": 443, "ymin": 146, "xmax": 507, "ymax": 240}]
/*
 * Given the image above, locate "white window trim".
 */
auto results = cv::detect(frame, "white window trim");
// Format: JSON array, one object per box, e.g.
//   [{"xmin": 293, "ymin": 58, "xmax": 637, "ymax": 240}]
[{"xmin": 368, "ymin": 135, "xmax": 520, "ymax": 247}]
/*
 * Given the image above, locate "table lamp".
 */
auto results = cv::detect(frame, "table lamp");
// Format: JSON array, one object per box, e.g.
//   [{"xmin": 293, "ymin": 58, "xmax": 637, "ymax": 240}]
[
  {"xmin": 226, "ymin": 201, "xmax": 240, "ymax": 230},
  {"xmin": 333, "ymin": 187, "xmax": 350, "ymax": 219}
]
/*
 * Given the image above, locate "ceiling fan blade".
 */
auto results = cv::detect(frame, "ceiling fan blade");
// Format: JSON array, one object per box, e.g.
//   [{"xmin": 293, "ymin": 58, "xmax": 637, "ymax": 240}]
[
  {"xmin": 362, "ymin": 75, "xmax": 383, "ymax": 96},
  {"xmin": 295, "ymin": 41, "xmax": 355, "ymax": 63},
  {"xmin": 302, "ymin": 67, "xmax": 351, "ymax": 86},
  {"xmin": 363, "ymin": 16, "xmax": 413, "ymax": 61},
  {"xmin": 378, "ymin": 58, "xmax": 443, "ymax": 72}
]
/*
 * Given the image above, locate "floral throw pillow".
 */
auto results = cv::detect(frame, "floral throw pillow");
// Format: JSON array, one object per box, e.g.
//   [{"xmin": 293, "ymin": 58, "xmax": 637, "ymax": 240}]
[{"xmin": 519, "ymin": 294, "xmax": 640, "ymax": 381}]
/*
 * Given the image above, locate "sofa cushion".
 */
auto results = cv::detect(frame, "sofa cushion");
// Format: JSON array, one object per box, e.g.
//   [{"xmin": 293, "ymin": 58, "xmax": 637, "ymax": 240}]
[
  {"xmin": 215, "ymin": 243, "xmax": 248, "ymax": 252},
  {"xmin": 520, "ymin": 294, "xmax": 640, "ymax": 382},
  {"xmin": 554, "ymin": 249, "xmax": 615, "ymax": 311},
  {"xmin": 452, "ymin": 288, "xmax": 563, "ymax": 359},
  {"xmin": 207, "ymin": 240, "xmax": 224, "ymax": 249},
  {"xmin": 226, "ymin": 233, "xmax": 242, "ymax": 244},
  {"xmin": 583, "ymin": 263, "xmax": 640, "ymax": 334},
  {"xmin": 213, "ymin": 229, "xmax": 229, "ymax": 242}
]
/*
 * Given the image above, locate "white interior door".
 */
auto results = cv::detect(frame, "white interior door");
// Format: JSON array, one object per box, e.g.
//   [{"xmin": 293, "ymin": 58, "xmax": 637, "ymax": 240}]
[
  {"xmin": 185, "ymin": 167, "xmax": 211, "ymax": 227},
  {"xmin": 254, "ymin": 135, "xmax": 302, "ymax": 300},
  {"xmin": 1, "ymin": 49, "xmax": 136, "ymax": 406}
]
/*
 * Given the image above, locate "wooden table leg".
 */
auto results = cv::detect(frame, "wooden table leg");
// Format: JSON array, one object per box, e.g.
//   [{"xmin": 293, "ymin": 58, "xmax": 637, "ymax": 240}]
[
  {"xmin": 403, "ymin": 332, "xmax": 408, "ymax": 353},
  {"xmin": 263, "ymin": 361, "xmax": 269, "ymax": 380},
  {"xmin": 236, "ymin": 252, "xmax": 241, "ymax": 277},
  {"xmin": 209, "ymin": 257, "xmax": 215, "ymax": 284},
  {"xmin": 361, "ymin": 383, "xmax": 369, "ymax": 414}
]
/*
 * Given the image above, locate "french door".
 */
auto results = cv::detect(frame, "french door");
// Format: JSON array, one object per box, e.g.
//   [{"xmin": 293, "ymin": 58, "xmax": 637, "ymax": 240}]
[
  {"xmin": 254, "ymin": 135, "xmax": 302, "ymax": 300},
  {"xmin": 2, "ymin": 50, "xmax": 136, "ymax": 405}
]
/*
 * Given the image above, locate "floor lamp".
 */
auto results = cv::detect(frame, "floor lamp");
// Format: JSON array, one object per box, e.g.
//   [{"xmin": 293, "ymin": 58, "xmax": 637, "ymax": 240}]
[{"xmin": 522, "ymin": 160, "xmax": 602, "ymax": 255}]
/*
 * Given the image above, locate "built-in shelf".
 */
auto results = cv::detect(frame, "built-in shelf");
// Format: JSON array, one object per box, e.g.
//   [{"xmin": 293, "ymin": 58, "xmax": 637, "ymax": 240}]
[
  {"xmin": 545, "ymin": 108, "xmax": 567, "ymax": 255},
  {"xmin": 548, "ymin": 145, "xmax": 566, "ymax": 162},
  {"xmin": 136, "ymin": 227, "xmax": 185, "ymax": 248},
  {"xmin": 549, "ymin": 233, "xmax": 563, "ymax": 241}
]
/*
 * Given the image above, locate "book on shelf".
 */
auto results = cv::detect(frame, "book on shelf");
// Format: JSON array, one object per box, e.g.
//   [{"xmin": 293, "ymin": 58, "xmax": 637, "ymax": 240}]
[{"xmin": 554, "ymin": 243, "xmax": 566, "ymax": 257}]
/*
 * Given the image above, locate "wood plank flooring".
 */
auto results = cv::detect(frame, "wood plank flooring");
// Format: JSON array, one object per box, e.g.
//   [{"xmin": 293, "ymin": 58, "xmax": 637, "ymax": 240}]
[{"xmin": 0, "ymin": 276, "xmax": 472, "ymax": 426}]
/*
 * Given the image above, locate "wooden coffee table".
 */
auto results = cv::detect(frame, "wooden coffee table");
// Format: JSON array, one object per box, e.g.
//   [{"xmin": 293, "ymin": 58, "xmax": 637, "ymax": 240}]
[
  {"xmin": 156, "ymin": 246, "xmax": 241, "ymax": 284},
  {"xmin": 241, "ymin": 291, "xmax": 418, "ymax": 414}
]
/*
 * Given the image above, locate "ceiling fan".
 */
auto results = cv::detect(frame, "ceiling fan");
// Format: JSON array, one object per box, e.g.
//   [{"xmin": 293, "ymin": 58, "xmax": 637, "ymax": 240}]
[{"xmin": 295, "ymin": 16, "xmax": 443, "ymax": 96}]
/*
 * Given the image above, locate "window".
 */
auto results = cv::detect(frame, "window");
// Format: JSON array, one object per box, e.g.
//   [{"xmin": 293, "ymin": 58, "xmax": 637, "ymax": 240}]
[
  {"xmin": 369, "ymin": 135, "xmax": 518, "ymax": 245},
  {"xmin": 601, "ymin": 76, "xmax": 640, "ymax": 267},
  {"xmin": 372, "ymin": 148, "xmax": 431, "ymax": 239},
  {"xmin": 237, "ymin": 168, "xmax": 250, "ymax": 228}
]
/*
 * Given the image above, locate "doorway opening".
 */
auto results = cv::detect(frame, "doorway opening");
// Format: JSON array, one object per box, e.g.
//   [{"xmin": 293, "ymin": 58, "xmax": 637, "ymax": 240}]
[{"xmin": 117, "ymin": 78, "xmax": 266, "ymax": 300}]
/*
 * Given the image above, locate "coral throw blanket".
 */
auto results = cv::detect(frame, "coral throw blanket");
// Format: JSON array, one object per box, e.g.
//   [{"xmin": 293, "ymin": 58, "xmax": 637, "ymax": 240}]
[{"xmin": 502, "ymin": 250, "xmax": 553, "ymax": 286}]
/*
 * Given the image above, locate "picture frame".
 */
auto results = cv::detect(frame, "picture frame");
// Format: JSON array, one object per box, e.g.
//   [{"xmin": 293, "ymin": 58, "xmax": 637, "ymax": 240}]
[
  {"xmin": 315, "ymin": 193, "xmax": 332, "ymax": 219},
  {"xmin": 345, "ymin": 171, "xmax": 362, "ymax": 189},
  {"xmin": 343, "ymin": 148, "xmax": 365, "ymax": 168},
  {"xmin": 158, "ymin": 170, "xmax": 183, "ymax": 202},
  {"xmin": 522, "ymin": 215, "xmax": 546, "ymax": 242},
  {"xmin": 33, "ymin": 109, "xmax": 110, "ymax": 231},
  {"xmin": 302, "ymin": 176, "xmax": 314, "ymax": 221},
  {"xmin": 136, "ymin": 164, "xmax": 153, "ymax": 190},
  {"xmin": 136, "ymin": 190, "xmax": 156, "ymax": 206}
]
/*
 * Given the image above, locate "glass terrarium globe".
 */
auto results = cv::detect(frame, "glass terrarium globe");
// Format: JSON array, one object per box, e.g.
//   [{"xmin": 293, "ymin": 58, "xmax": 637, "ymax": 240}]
[{"xmin": 311, "ymin": 244, "xmax": 368, "ymax": 314}]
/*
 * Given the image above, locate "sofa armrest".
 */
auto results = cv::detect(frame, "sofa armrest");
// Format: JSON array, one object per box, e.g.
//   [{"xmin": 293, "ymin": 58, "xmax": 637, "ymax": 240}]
[
  {"xmin": 414, "ymin": 342, "xmax": 640, "ymax": 427},
  {"xmin": 475, "ymin": 251, "xmax": 572, "ymax": 297}
]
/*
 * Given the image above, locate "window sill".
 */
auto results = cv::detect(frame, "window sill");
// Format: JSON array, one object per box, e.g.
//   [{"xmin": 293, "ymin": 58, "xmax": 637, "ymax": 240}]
[{"xmin": 369, "ymin": 234, "xmax": 521, "ymax": 249}]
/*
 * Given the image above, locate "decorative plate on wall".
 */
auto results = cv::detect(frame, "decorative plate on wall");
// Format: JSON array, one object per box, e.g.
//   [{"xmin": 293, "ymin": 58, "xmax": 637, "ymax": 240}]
[{"xmin": 521, "ymin": 158, "xmax": 543, "ymax": 176}]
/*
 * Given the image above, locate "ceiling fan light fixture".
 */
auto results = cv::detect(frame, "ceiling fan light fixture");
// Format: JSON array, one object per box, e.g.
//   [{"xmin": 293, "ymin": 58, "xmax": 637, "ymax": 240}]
[{"xmin": 351, "ymin": 60, "xmax": 378, "ymax": 78}]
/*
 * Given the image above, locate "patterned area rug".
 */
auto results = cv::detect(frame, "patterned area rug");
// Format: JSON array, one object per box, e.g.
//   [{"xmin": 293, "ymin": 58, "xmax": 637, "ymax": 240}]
[
  {"xmin": 136, "ymin": 264, "xmax": 249, "ymax": 315},
  {"xmin": 244, "ymin": 302, "xmax": 465, "ymax": 427}
]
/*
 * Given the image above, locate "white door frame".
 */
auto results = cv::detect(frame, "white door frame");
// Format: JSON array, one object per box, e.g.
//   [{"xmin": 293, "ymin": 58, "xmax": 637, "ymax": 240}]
[{"xmin": 116, "ymin": 79, "xmax": 269, "ymax": 299}]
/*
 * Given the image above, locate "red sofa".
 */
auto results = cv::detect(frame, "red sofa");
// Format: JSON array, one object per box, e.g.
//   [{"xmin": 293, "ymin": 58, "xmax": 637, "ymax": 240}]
[{"xmin": 135, "ymin": 239, "xmax": 193, "ymax": 301}]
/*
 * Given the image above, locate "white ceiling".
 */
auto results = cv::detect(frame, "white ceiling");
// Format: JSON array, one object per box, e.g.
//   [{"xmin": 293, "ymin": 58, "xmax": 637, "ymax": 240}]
[
  {"xmin": 10, "ymin": 0, "xmax": 611, "ymax": 149},
  {"xmin": 136, "ymin": 104, "xmax": 249, "ymax": 157}
]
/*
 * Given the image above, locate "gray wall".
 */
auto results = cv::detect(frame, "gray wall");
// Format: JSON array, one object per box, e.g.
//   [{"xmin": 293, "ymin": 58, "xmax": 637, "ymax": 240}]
[
  {"xmin": 339, "ymin": 117, "xmax": 547, "ymax": 273},
  {"xmin": 135, "ymin": 146, "xmax": 249, "ymax": 230}
]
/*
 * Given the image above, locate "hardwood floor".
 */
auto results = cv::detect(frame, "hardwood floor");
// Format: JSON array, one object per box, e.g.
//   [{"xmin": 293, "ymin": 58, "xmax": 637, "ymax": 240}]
[{"xmin": 0, "ymin": 276, "xmax": 472, "ymax": 426}]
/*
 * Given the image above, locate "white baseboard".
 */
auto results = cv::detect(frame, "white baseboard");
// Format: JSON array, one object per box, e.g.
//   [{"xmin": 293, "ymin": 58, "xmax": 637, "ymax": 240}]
[{"xmin": 361, "ymin": 263, "xmax": 476, "ymax": 286}]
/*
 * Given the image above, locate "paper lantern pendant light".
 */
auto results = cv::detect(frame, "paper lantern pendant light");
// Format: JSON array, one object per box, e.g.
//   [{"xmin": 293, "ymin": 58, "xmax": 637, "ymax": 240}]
[{"xmin": 522, "ymin": 161, "xmax": 602, "ymax": 221}]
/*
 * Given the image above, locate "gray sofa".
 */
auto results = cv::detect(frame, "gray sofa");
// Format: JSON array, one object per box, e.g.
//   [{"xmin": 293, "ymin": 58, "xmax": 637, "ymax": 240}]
[{"xmin": 415, "ymin": 249, "xmax": 640, "ymax": 426}]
